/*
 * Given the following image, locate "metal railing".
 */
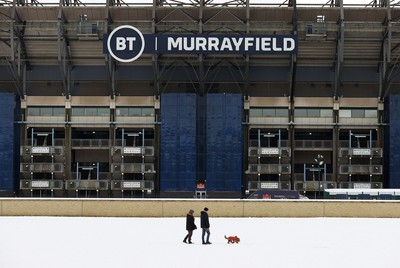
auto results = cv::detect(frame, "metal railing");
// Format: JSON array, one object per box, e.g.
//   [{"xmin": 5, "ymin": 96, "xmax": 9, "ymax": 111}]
[
  {"xmin": 339, "ymin": 147, "xmax": 383, "ymax": 157},
  {"xmin": 111, "ymin": 163, "xmax": 156, "ymax": 173},
  {"xmin": 20, "ymin": 180, "xmax": 64, "ymax": 190},
  {"xmin": 339, "ymin": 165, "xmax": 383, "ymax": 175},
  {"xmin": 247, "ymin": 181, "xmax": 291, "ymax": 191},
  {"xmin": 65, "ymin": 180, "xmax": 109, "ymax": 190},
  {"xmin": 246, "ymin": 164, "xmax": 291, "ymax": 174},
  {"xmin": 110, "ymin": 180, "xmax": 154, "ymax": 190},
  {"xmin": 20, "ymin": 146, "xmax": 65, "ymax": 155},
  {"xmin": 20, "ymin": 163, "xmax": 64, "ymax": 172},
  {"xmin": 248, "ymin": 147, "xmax": 291, "ymax": 157},
  {"xmin": 111, "ymin": 146, "xmax": 155, "ymax": 156},
  {"xmin": 339, "ymin": 182, "xmax": 383, "ymax": 189},
  {"xmin": 294, "ymin": 140, "xmax": 333, "ymax": 149},
  {"xmin": 293, "ymin": 181, "xmax": 337, "ymax": 191},
  {"xmin": 71, "ymin": 139, "xmax": 109, "ymax": 148}
]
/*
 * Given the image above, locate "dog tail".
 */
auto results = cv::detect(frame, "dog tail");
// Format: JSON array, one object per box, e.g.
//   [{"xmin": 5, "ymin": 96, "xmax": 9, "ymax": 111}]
[{"xmin": 224, "ymin": 235, "xmax": 228, "ymax": 239}]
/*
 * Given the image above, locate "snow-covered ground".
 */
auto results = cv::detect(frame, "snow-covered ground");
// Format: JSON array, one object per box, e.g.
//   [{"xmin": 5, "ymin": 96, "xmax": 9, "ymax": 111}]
[{"xmin": 0, "ymin": 216, "xmax": 399, "ymax": 268}]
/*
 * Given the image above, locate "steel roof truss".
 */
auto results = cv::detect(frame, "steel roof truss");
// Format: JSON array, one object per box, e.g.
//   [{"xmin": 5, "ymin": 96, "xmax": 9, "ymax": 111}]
[{"xmin": 57, "ymin": 9, "xmax": 72, "ymax": 99}]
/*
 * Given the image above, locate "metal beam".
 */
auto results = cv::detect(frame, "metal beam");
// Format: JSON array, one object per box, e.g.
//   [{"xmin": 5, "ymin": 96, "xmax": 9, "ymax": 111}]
[
  {"xmin": 152, "ymin": 0, "xmax": 160, "ymax": 97},
  {"xmin": 57, "ymin": 7, "xmax": 72, "ymax": 99},
  {"xmin": 105, "ymin": 0, "xmax": 116, "ymax": 99},
  {"xmin": 333, "ymin": 0, "xmax": 344, "ymax": 100},
  {"xmin": 8, "ymin": 0, "xmax": 30, "ymax": 96},
  {"xmin": 379, "ymin": 0, "xmax": 391, "ymax": 100},
  {"xmin": 289, "ymin": 0, "xmax": 297, "ymax": 103}
]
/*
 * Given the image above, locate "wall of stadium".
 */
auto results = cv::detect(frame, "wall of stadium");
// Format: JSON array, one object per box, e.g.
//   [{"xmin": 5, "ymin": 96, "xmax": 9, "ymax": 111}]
[{"xmin": 1, "ymin": 199, "xmax": 400, "ymax": 218}]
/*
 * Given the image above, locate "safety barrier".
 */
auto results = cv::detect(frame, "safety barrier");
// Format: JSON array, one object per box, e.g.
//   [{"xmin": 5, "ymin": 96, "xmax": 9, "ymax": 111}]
[{"xmin": 1, "ymin": 199, "xmax": 400, "ymax": 218}]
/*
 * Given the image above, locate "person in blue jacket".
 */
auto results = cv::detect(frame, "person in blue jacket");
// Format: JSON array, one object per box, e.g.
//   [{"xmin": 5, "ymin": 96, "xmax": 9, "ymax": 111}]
[
  {"xmin": 200, "ymin": 207, "xmax": 211, "ymax": 245},
  {"xmin": 183, "ymin": 209, "xmax": 197, "ymax": 244}
]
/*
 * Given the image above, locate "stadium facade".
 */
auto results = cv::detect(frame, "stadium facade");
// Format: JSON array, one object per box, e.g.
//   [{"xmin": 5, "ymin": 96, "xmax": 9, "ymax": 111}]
[{"xmin": 1, "ymin": 0, "xmax": 400, "ymax": 198}]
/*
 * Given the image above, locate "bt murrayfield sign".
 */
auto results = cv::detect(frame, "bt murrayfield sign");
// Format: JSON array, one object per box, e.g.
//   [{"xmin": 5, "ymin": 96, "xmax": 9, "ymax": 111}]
[{"xmin": 104, "ymin": 25, "xmax": 298, "ymax": 63}]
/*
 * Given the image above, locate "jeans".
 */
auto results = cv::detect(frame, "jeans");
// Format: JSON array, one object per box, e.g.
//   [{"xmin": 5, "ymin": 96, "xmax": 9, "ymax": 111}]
[{"xmin": 202, "ymin": 228, "xmax": 210, "ymax": 243}]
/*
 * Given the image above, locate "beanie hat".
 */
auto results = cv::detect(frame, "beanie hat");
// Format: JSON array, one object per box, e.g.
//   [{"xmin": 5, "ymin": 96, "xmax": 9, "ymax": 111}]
[{"xmin": 204, "ymin": 207, "xmax": 209, "ymax": 211}]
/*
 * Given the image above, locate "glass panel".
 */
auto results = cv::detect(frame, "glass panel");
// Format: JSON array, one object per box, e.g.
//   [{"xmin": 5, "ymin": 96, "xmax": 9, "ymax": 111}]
[
  {"xmin": 339, "ymin": 110, "xmax": 351, "ymax": 118},
  {"xmin": 365, "ymin": 110, "xmax": 378, "ymax": 118},
  {"xmin": 72, "ymin": 107, "xmax": 85, "ymax": 116},
  {"xmin": 249, "ymin": 109, "xmax": 263, "ymax": 117},
  {"xmin": 307, "ymin": 109, "xmax": 320, "ymax": 117},
  {"xmin": 142, "ymin": 108, "xmax": 154, "ymax": 117},
  {"xmin": 351, "ymin": 109, "xmax": 365, "ymax": 118},
  {"xmin": 294, "ymin": 109, "xmax": 307, "ymax": 117},
  {"xmin": 97, "ymin": 108, "xmax": 109, "ymax": 117},
  {"xmin": 320, "ymin": 109, "xmax": 333, "ymax": 118},
  {"xmin": 40, "ymin": 107, "xmax": 53, "ymax": 116},
  {"xmin": 52, "ymin": 107, "xmax": 65, "ymax": 116},
  {"xmin": 262, "ymin": 109, "xmax": 275, "ymax": 117},
  {"xmin": 275, "ymin": 108, "xmax": 288, "ymax": 117},
  {"xmin": 116, "ymin": 108, "xmax": 129, "ymax": 117},
  {"xmin": 129, "ymin": 108, "xmax": 141, "ymax": 116},
  {"xmin": 85, "ymin": 108, "xmax": 97, "ymax": 116},
  {"xmin": 27, "ymin": 107, "xmax": 40, "ymax": 116}
]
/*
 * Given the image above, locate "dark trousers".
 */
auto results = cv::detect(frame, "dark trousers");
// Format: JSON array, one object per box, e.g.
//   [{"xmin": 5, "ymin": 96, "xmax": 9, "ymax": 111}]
[{"xmin": 184, "ymin": 230, "xmax": 193, "ymax": 242}]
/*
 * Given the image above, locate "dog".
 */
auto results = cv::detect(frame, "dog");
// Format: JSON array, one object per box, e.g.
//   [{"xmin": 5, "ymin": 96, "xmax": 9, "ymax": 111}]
[{"xmin": 224, "ymin": 235, "xmax": 240, "ymax": 244}]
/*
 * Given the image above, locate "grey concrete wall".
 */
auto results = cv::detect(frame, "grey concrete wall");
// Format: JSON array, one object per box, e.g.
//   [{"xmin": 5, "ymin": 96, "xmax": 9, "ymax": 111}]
[{"xmin": 1, "ymin": 199, "xmax": 400, "ymax": 218}]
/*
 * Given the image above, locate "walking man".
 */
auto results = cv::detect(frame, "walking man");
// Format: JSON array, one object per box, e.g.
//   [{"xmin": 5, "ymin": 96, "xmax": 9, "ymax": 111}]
[{"xmin": 201, "ymin": 207, "xmax": 211, "ymax": 245}]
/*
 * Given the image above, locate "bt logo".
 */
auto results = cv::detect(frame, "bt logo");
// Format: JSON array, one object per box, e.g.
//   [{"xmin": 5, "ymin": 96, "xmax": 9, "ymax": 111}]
[{"xmin": 107, "ymin": 25, "xmax": 145, "ymax": 62}]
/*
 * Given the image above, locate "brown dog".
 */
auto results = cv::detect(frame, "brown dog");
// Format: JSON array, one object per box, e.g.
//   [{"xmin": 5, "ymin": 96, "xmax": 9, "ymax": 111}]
[{"xmin": 224, "ymin": 235, "xmax": 240, "ymax": 244}]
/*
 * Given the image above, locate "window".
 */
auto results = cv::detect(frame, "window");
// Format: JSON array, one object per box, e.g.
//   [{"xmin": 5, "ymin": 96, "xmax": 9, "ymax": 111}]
[
  {"xmin": 320, "ymin": 109, "xmax": 333, "ymax": 118},
  {"xmin": 263, "ymin": 109, "xmax": 275, "ymax": 117},
  {"xmin": 339, "ymin": 110, "xmax": 351, "ymax": 118},
  {"xmin": 294, "ymin": 109, "xmax": 307, "ymax": 117},
  {"xmin": 249, "ymin": 109, "xmax": 263, "ymax": 117},
  {"xmin": 28, "ymin": 107, "xmax": 40, "ymax": 116},
  {"xmin": 351, "ymin": 109, "xmax": 365, "ymax": 118},
  {"xmin": 116, "ymin": 107, "xmax": 155, "ymax": 117},
  {"xmin": 365, "ymin": 110, "xmax": 378, "ymax": 118},
  {"xmin": 53, "ymin": 107, "xmax": 65, "ymax": 116},
  {"xmin": 339, "ymin": 109, "xmax": 377, "ymax": 118},
  {"xmin": 98, "ymin": 108, "xmax": 110, "ymax": 117},
  {"xmin": 72, "ymin": 107, "xmax": 85, "ymax": 116},
  {"xmin": 249, "ymin": 108, "xmax": 288, "ymax": 118},
  {"xmin": 275, "ymin": 109, "xmax": 288, "ymax": 117},
  {"xmin": 72, "ymin": 107, "xmax": 109, "ymax": 116},
  {"xmin": 27, "ymin": 107, "xmax": 65, "ymax": 116},
  {"xmin": 85, "ymin": 108, "xmax": 97, "ymax": 116}
]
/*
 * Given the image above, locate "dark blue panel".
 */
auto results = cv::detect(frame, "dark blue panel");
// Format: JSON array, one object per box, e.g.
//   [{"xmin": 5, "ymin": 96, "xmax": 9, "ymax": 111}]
[
  {"xmin": 206, "ymin": 94, "xmax": 243, "ymax": 192},
  {"xmin": 0, "ymin": 93, "xmax": 17, "ymax": 192},
  {"xmin": 385, "ymin": 95, "xmax": 400, "ymax": 188},
  {"xmin": 160, "ymin": 94, "xmax": 197, "ymax": 191}
]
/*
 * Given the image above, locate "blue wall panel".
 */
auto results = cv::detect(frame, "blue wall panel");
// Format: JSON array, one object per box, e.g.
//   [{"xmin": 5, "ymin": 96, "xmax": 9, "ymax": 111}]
[
  {"xmin": 385, "ymin": 95, "xmax": 400, "ymax": 188},
  {"xmin": 206, "ymin": 94, "xmax": 243, "ymax": 192},
  {"xmin": 0, "ymin": 93, "xmax": 16, "ymax": 192},
  {"xmin": 160, "ymin": 94, "xmax": 197, "ymax": 191}
]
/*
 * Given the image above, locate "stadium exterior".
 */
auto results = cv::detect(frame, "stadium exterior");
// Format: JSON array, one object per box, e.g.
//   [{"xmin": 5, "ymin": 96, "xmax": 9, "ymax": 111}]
[{"xmin": 1, "ymin": 0, "xmax": 400, "ymax": 199}]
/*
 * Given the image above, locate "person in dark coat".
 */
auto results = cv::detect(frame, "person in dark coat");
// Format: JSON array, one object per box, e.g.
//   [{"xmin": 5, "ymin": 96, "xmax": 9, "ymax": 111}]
[
  {"xmin": 200, "ymin": 207, "xmax": 211, "ymax": 245},
  {"xmin": 183, "ymin": 209, "xmax": 197, "ymax": 244}
]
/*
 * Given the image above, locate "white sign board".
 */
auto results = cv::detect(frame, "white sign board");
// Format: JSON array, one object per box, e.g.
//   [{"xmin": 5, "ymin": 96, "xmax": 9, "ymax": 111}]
[
  {"xmin": 353, "ymin": 183, "xmax": 371, "ymax": 189},
  {"xmin": 123, "ymin": 181, "xmax": 141, "ymax": 189},
  {"xmin": 260, "ymin": 182, "xmax": 279, "ymax": 189},
  {"xmin": 123, "ymin": 147, "xmax": 142, "ymax": 154},
  {"xmin": 352, "ymin": 149, "xmax": 371, "ymax": 156},
  {"xmin": 32, "ymin": 147, "xmax": 50, "ymax": 154},
  {"xmin": 31, "ymin": 181, "xmax": 50, "ymax": 188},
  {"xmin": 261, "ymin": 148, "xmax": 279, "ymax": 155}
]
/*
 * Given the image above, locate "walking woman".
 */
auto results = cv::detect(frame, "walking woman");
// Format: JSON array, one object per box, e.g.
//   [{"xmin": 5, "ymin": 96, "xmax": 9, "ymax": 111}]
[{"xmin": 183, "ymin": 209, "xmax": 197, "ymax": 244}]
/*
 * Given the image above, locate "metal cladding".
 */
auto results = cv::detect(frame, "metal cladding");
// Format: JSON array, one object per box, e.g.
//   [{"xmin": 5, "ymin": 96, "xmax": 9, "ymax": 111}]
[{"xmin": 0, "ymin": 93, "xmax": 17, "ymax": 193}]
